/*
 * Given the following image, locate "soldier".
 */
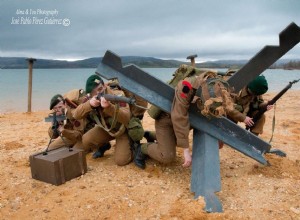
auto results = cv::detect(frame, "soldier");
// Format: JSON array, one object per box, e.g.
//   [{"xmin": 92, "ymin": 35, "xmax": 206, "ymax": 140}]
[
  {"xmin": 134, "ymin": 70, "xmax": 251, "ymax": 169},
  {"xmin": 48, "ymin": 91, "xmax": 86, "ymax": 150},
  {"xmin": 72, "ymin": 75, "xmax": 132, "ymax": 166},
  {"xmin": 232, "ymin": 75, "xmax": 273, "ymax": 135}
]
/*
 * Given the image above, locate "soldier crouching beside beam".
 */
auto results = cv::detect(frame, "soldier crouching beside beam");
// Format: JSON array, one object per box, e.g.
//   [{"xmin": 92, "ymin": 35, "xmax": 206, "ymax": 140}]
[
  {"xmin": 72, "ymin": 75, "xmax": 132, "ymax": 166},
  {"xmin": 230, "ymin": 75, "xmax": 273, "ymax": 135},
  {"xmin": 133, "ymin": 71, "xmax": 252, "ymax": 169}
]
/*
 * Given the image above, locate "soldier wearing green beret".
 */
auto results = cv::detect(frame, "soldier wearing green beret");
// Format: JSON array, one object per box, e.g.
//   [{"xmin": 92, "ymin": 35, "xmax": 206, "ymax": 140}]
[
  {"xmin": 48, "ymin": 91, "xmax": 86, "ymax": 150},
  {"xmin": 72, "ymin": 74, "xmax": 133, "ymax": 166},
  {"xmin": 230, "ymin": 75, "xmax": 273, "ymax": 135}
]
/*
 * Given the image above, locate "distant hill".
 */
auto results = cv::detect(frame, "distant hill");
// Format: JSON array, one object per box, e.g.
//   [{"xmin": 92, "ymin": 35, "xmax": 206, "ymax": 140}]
[
  {"xmin": 0, "ymin": 57, "xmax": 101, "ymax": 69},
  {"xmin": 0, "ymin": 56, "xmax": 185, "ymax": 69},
  {"xmin": 195, "ymin": 60, "xmax": 249, "ymax": 69},
  {"xmin": 0, "ymin": 56, "xmax": 299, "ymax": 69}
]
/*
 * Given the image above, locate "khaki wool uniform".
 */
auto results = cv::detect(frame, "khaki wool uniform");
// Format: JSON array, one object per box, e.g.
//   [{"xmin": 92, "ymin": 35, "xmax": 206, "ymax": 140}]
[
  {"xmin": 145, "ymin": 113, "xmax": 177, "ymax": 164},
  {"xmin": 146, "ymin": 72, "xmax": 246, "ymax": 163},
  {"xmin": 72, "ymin": 86, "xmax": 132, "ymax": 166},
  {"xmin": 48, "ymin": 89, "xmax": 88, "ymax": 150},
  {"xmin": 232, "ymin": 87, "xmax": 266, "ymax": 134}
]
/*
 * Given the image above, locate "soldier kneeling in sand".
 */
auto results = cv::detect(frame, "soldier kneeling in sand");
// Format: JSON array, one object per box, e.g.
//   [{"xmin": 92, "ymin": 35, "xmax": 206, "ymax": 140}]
[
  {"xmin": 230, "ymin": 75, "xmax": 273, "ymax": 136},
  {"xmin": 47, "ymin": 91, "xmax": 87, "ymax": 150},
  {"xmin": 72, "ymin": 75, "xmax": 134, "ymax": 166}
]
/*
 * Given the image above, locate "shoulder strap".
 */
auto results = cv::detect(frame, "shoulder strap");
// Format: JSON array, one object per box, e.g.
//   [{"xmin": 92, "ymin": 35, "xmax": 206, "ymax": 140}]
[
  {"xmin": 91, "ymin": 104, "xmax": 125, "ymax": 137},
  {"xmin": 269, "ymin": 104, "xmax": 276, "ymax": 143}
]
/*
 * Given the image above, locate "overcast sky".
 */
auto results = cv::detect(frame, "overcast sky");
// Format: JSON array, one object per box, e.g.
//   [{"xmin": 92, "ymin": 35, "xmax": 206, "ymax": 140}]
[{"xmin": 0, "ymin": 0, "xmax": 299, "ymax": 61}]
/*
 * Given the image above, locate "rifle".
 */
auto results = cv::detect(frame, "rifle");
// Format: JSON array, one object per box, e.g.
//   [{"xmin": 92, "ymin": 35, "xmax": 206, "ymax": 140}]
[
  {"xmin": 45, "ymin": 113, "xmax": 66, "ymax": 123},
  {"xmin": 65, "ymin": 97, "xmax": 78, "ymax": 108},
  {"xmin": 43, "ymin": 112, "xmax": 70, "ymax": 154},
  {"xmin": 247, "ymin": 79, "xmax": 300, "ymax": 130},
  {"xmin": 96, "ymin": 92, "xmax": 148, "ymax": 110}
]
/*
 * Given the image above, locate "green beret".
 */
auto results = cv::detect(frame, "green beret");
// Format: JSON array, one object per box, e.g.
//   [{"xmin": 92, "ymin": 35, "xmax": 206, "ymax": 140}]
[
  {"xmin": 247, "ymin": 75, "xmax": 268, "ymax": 95},
  {"xmin": 85, "ymin": 75, "xmax": 104, "ymax": 94},
  {"xmin": 50, "ymin": 94, "xmax": 64, "ymax": 110}
]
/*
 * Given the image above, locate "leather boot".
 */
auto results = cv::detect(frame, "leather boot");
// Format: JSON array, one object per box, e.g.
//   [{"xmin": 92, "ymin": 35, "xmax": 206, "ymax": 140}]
[
  {"xmin": 133, "ymin": 143, "xmax": 146, "ymax": 169},
  {"xmin": 93, "ymin": 143, "xmax": 111, "ymax": 159},
  {"xmin": 144, "ymin": 131, "xmax": 156, "ymax": 143}
]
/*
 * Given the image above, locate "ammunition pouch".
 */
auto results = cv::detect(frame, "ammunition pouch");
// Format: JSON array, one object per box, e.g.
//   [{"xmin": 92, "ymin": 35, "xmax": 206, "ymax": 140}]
[
  {"xmin": 147, "ymin": 105, "xmax": 162, "ymax": 119},
  {"xmin": 127, "ymin": 117, "xmax": 144, "ymax": 142}
]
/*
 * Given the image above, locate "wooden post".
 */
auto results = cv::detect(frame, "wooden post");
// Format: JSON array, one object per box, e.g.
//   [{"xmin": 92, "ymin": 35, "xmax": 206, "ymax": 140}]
[
  {"xmin": 26, "ymin": 58, "xmax": 36, "ymax": 113},
  {"xmin": 186, "ymin": 54, "xmax": 197, "ymax": 67}
]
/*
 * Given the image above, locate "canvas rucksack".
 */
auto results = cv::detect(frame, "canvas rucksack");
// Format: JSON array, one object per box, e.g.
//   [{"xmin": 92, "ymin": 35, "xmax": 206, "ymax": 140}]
[
  {"xmin": 147, "ymin": 64, "xmax": 217, "ymax": 119},
  {"xmin": 194, "ymin": 76, "xmax": 235, "ymax": 118}
]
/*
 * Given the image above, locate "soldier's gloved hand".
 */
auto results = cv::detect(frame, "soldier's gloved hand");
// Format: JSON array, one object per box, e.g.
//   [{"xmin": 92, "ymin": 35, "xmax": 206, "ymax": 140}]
[
  {"xmin": 100, "ymin": 96, "xmax": 111, "ymax": 108},
  {"xmin": 244, "ymin": 116, "xmax": 254, "ymax": 127},
  {"xmin": 89, "ymin": 96, "xmax": 101, "ymax": 108},
  {"xmin": 182, "ymin": 148, "xmax": 192, "ymax": 168}
]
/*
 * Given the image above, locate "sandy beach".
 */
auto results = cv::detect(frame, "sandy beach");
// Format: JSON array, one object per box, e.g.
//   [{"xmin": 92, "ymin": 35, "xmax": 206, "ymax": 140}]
[{"xmin": 0, "ymin": 91, "xmax": 299, "ymax": 219}]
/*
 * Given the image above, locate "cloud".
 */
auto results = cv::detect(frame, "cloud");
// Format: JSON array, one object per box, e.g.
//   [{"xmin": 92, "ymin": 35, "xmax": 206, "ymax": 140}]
[{"xmin": 0, "ymin": 0, "xmax": 299, "ymax": 61}]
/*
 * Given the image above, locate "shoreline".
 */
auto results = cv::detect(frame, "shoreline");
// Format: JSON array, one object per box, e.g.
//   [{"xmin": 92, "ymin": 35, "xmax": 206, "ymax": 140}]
[{"xmin": 2, "ymin": 90, "xmax": 300, "ymax": 114}]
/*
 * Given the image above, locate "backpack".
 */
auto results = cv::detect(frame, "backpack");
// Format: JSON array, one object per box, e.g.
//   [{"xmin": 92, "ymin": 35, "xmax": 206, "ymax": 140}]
[
  {"xmin": 194, "ymin": 77, "xmax": 235, "ymax": 118},
  {"xmin": 148, "ymin": 64, "xmax": 217, "ymax": 119}
]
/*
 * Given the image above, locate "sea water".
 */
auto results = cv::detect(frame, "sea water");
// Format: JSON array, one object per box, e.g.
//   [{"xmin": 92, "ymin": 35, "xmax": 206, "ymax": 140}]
[{"xmin": 0, "ymin": 68, "xmax": 299, "ymax": 113}]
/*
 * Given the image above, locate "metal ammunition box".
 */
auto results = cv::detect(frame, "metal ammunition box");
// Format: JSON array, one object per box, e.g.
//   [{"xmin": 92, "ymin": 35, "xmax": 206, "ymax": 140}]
[{"xmin": 29, "ymin": 147, "xmax": 87, "ymax": 186}]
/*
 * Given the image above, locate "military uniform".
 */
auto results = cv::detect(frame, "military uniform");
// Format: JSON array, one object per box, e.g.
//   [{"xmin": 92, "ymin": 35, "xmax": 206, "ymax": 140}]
[
  {"xmin": 232, "ymin": 87, "xmax": 266, "ymax": 134},
  {"xmin": 142, "ymin": 112, "xmax": 176, "ymax": 164},
  {"xmin": 171, "ymin": 72, "xmax": 246, "ymax": 149},
  {"xmin": 137, "ymin": 71, "xmax": 246, "ymax": 166},
  {"xmin": 227, "ymin": 75, "xmax": 269, "ymax": 135},
  {"xmin": 136, "ymin": 71, "xmax": 246, "ymax": 167},
  {"xmin": 72, "ymin": 86, "xmax": 132, "ymax": 166},
  {"xmin": 48, "ymin": 89, "xmax": 88, "ymax": 150}
]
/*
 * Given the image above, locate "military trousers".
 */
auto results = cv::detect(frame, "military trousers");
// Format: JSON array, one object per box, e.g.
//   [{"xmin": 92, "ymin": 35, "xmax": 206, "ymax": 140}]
[
  {"xmin": 48, "ymin": 136, "xmax": 76, "ymax": 150},
  {"xmin": 147, "ymin": 113, "xmax": 177, "ymax": 164},
  {"xmin": 48, "ymin": 127, "xmax": 83, "ymax": 150},
  {"xmin": 80, "ymin": 126, "xmax": 132, "ymax": 166}
]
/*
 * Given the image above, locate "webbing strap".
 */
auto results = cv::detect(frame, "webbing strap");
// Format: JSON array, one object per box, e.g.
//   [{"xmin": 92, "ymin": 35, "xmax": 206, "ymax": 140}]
[
  {"xmin": 100, "ymin": 103, "xmax": 120, "ymax": 131},
  {"xmin": 92, "ymin": 104, "xmax": 125, "ymax": 137},
  {"xmin": 195, "ymin": 78, "xmax": 230, "ymax": 101},
  {"xmin": 269, "ymin": 104, "xmax": 276, "ymax": 143}
]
